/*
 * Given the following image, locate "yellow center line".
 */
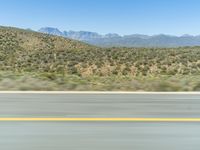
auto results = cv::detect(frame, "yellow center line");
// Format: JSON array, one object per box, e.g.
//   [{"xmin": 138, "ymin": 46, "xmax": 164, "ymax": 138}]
[{"xmin": 0, "ymin": 118, "xmax": 200, "ymax": 122}]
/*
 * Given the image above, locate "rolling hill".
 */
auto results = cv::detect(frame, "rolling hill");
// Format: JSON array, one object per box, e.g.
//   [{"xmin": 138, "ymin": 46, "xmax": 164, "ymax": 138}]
[{"xmin": 1, "ymin": 26, "xmax": 200, "ymax": 91}]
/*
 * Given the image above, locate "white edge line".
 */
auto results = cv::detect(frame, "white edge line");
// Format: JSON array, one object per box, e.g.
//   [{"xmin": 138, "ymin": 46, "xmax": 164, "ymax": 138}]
[{"xmin": 0, "ymin": 91, "xmax": 200, "ymax": 94}]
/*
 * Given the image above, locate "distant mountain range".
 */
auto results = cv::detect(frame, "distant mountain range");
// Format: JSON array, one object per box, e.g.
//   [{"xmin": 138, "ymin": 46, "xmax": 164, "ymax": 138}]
[{"xmin": 38, "ymin": 27, "xmax": 200, "ymax": 47}]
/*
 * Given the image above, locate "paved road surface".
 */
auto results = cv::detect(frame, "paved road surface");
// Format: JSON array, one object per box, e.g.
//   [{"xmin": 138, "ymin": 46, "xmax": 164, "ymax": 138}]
[
  {"xmin": 1, "ymin": 93, "xmax": 200, "ymax": 118},
  {"xmin": 0, "ymin": 93, "xmax": 200, "ymax": 150}
]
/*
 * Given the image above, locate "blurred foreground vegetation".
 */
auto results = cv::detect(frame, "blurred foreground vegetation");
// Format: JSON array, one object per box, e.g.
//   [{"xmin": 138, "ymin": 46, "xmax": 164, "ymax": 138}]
[
  {"xmin": 1, "ymin": 26, "xmax": 200, "ymax": 91},
  {"xmin": 1, "ymin": 72, "xmax": 200, "ymax": 91}
]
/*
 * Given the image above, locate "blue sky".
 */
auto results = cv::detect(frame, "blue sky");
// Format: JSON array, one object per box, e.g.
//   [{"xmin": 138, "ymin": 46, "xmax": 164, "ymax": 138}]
[{"xmin": 0, "ymin": 0, "xmax": 200, "ymax": 35}]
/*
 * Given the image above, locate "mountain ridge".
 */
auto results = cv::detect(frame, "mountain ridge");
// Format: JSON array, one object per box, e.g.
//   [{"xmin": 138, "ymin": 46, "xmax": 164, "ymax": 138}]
[{"xmin": 38, "ymin": 27, "xmax": 200, "ymax": 47}]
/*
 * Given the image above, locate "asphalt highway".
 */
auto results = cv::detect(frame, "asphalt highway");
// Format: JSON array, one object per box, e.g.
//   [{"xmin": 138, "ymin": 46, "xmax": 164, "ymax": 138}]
[{"xmin": 0, "ymin": 93, "xmax": 200, "ymax": 150}]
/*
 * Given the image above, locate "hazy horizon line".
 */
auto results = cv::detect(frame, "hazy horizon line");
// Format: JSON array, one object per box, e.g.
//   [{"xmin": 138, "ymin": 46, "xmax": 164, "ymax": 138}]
[{"xmin": 2, "ymin": 25, "xmax": 200, "ymax": 37}]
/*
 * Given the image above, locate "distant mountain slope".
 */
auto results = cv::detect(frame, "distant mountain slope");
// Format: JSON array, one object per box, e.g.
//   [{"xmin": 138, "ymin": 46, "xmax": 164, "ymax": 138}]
[
  {"xmin": 39, "ymin": 27, "xmax": 103, "ymax": 41},
  {"xmin": 39, "ymin": 27, "xmax": 63, "ymax": 36},
  {"xmin": 39, "ymin": 27, "xmax": 200, "ymax": 47}
]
